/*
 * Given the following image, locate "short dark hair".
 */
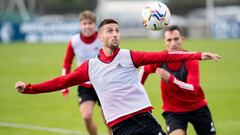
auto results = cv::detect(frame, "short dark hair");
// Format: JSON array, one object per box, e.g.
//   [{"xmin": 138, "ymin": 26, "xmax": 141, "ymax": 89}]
[
  {"xmin": 98, "ymin": 19, "xmax": 119, "ymax": 30},
  {"xmin": 163, "ymin": 25, "xmax": 183, "ymax": 37}
]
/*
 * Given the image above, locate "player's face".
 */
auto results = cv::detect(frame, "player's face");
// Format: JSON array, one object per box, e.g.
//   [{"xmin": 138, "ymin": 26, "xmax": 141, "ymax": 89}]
[
  {"xmin": 80, "ymin": 19, "xmax": 96, "ymax": 37},
  {"xmin": 164, "ymin": 30, "xmax": 184, "ymax": 52},
  {"xmin": 98, "ymin": 23, "xmax": 120, "ymax": 49}
]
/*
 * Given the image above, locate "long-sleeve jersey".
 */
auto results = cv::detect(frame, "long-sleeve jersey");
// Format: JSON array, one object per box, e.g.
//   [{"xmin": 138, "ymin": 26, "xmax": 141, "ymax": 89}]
[
  {"xmin": 23, "ymin": 48, "xmax": 202, "ymax": 127},
  {"xmin": 140, "ymin": 50, "xmax": 207, "ymax": 112}
]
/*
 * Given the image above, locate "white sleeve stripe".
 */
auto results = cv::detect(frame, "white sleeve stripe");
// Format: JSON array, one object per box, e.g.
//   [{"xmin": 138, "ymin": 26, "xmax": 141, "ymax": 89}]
[
  {"xmin": 173, "ymin": 77, "xmax": 194, "ymax": 91},
  {"xmin": 168, "ymin": 51, "xmax": 197, "ymax": 54},
  {"xmin": 84, "ymin": 81, "xmax": 92, "ymax": 84},
  {"xmin": 61, "ymin": 68, "xmax": 66, "ymax": 76},
  {"xmin": 138, "ymin": 67, "xmax": 144, "ymax": 80}
]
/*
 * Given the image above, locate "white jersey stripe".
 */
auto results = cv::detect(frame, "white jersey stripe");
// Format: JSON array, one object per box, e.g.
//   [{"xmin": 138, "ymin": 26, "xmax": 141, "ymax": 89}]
[
  {"xmin": 138, "ymin": 66, "xmax": 145, "ymax": 80},
  {"xmin": 173, "ymin": 77, "xmax": 194, "ymax": 91},
  {"xmin": 168, "ymin": 51, "xmax": 197, "ymax": 54}
]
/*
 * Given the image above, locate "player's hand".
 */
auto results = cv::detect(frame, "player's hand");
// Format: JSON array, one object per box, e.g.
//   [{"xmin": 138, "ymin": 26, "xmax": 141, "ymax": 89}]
[
  {"xmin": 201, "ymin": 52, "xmax": 221, "ymax": 62},
  {"xmin": 61, "ymin": 88, "xmax": 69, "ymax": 97},
  {"xmin": 15, "ymin": 81, "xmax": 26, "ymax": 93},
  {"xmin": 156, "ymin": 68, "xmax": 170, "ymax": 82}
]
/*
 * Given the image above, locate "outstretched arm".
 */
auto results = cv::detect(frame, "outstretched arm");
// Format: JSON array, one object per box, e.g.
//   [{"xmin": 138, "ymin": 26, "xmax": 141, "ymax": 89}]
[
  {"xmin": 130, "ymin": 50, "xmax": 220, "ymax": 68},
  {"xmin": 15, "ymin": 61, "xmax": 89, "ymax": 94}
]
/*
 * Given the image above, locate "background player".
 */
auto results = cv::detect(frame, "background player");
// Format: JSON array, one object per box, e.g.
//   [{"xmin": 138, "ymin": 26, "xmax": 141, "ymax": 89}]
[
  {"xmin": 139, "ymin": 25, "xmax": 216, "ymax": 135},
  {"xmin": 61, "ymin": 10, "xmax": 110, "ymax": 135}
]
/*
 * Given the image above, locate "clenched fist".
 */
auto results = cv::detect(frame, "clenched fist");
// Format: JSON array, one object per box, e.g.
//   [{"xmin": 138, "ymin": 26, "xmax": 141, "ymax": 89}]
[{"xmin": 15, "ymin": 81, "xmax": 26, "ymax": 93}]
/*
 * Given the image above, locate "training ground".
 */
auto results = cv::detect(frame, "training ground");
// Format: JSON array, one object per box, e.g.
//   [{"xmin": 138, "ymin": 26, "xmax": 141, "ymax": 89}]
[{"xmin": 0, "ymin": 39, "xmax": 240, "ymax": 134}]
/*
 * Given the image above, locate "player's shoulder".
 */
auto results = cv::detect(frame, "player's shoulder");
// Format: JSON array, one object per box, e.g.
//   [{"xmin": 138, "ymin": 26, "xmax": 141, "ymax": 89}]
[
  {"xmin": 119, "ymin": 49, "xmax": 132, "ymax": 58},
  {"xmin": 70, "ymin": 33, "xmax": 80, "ymax": 43},
  {"xmin": 80, "ymin": 60, "xmax": 90, "ymax": 68},
  {"xmin": 72, "ymin": 33, "xmax": 80, "ymax": 38},
  {"xmin": 120, "ymin": 48, "xmax": 130, "ymax": 53}
]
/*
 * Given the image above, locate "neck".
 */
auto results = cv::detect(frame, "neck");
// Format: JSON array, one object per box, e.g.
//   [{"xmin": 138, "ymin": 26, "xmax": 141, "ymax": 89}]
[
  {"xmin": 103, "ymin": 46, "xmax": 115, "ymax": 56},
  {"xmin": 80, "ymin": 32, "xmax": 97, "ymax": 44}
]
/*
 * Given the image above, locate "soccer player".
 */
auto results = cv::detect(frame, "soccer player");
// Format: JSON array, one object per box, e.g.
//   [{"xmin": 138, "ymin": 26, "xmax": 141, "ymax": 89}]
[
  {"xmin": 139, "ymin": 25, "xmax": 217, "ymax": 135},
  {"xmin": 61, "ymin": 10, "xmax": 111, "ymax": 135},
  {"xmin": 15, "ymin": 19, "xmax": 220, "ymax": 135}
]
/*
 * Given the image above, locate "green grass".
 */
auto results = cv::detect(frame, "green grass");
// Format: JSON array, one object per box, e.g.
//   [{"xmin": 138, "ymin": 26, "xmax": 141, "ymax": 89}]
[{"xmin": 0, "ymin": 39, "xmax": 240, "ymax": 134}]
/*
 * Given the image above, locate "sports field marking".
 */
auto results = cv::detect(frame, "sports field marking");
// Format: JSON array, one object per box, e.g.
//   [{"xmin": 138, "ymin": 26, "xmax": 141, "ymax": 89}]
[{"xmin": 0, "ymin": 121, "xmax": 86, "ymax": 134}]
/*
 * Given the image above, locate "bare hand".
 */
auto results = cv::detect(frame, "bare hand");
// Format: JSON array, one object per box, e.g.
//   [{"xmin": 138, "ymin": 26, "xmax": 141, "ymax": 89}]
[
  {"xmin": 201, "ymin": 52, "xmax": 221, "ymax": 62},
  {"xmin": 61, "ymin": 89, "xmax": 69, "ymax": 99},
  {"xmin": 156, "ymin": 68, "xmax": 170, "ymax": 82},
  {"xmin": 15, "ymin": 81, "xmax": 26, "ymax": 93}
]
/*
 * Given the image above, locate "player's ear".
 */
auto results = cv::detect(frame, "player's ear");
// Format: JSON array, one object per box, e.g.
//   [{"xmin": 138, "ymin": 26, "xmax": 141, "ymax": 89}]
[
  {"xmin": 181, "ymin": 36, "xmax": 184, "ymax": 41},
  {"xmin": 98, "ymin": 30, "xmax": 104, "ymax": 41},
  {"xmin": 98, "ymin": 31, "xmax": 102, "ymax": 39}
]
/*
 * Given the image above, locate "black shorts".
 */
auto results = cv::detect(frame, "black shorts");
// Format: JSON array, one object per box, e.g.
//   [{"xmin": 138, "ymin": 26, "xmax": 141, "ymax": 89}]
[
  {"xmin": 112, "ymin": 112, "xmax": 166, "ymax": 135},
  {"xmin": 162, "ymin": 105, "xmax": 216, "ymax": 135},
  {"xmin": 77, "ymin": 86, "xmax": 100, "ymax": 106}
]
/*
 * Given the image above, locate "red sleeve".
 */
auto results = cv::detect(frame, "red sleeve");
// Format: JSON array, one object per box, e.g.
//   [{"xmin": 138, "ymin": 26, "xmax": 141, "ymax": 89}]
[
  {"xmin": 24, "ymin": 61, "xmax": 89, "ymax": 94},
  {"xmin": 63, "ymin": 41, "xmax": 75, "ymax": 75},
  {"xmin": 130, "ymin": 50, "xmax": 202, "ymax": 68},
  {"xmin": 167, "ymin": 60, "xmax": 201, "ymax": 94},
  {"xmin": 139, "ymin": 64, "xmax": 159, "ymax": 84}
]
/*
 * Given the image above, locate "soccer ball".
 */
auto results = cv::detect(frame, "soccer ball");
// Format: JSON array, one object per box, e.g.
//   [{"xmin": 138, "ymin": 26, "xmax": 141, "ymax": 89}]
[{"xmin": 142, "ymin": 1, "xmax": 171, "ymax": 31}]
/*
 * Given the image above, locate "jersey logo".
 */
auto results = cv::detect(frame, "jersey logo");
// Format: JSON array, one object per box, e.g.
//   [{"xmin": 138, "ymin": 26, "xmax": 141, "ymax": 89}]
[{"xmin": 116, "ymin": 63, "xmax": 123, "ymax": 68}]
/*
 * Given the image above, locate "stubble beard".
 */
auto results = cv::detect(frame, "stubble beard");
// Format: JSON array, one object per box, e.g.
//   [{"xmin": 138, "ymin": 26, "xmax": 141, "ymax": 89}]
[{"xmin": 109, "ymin": 42, "xmax": 119, "ymax": 50}]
